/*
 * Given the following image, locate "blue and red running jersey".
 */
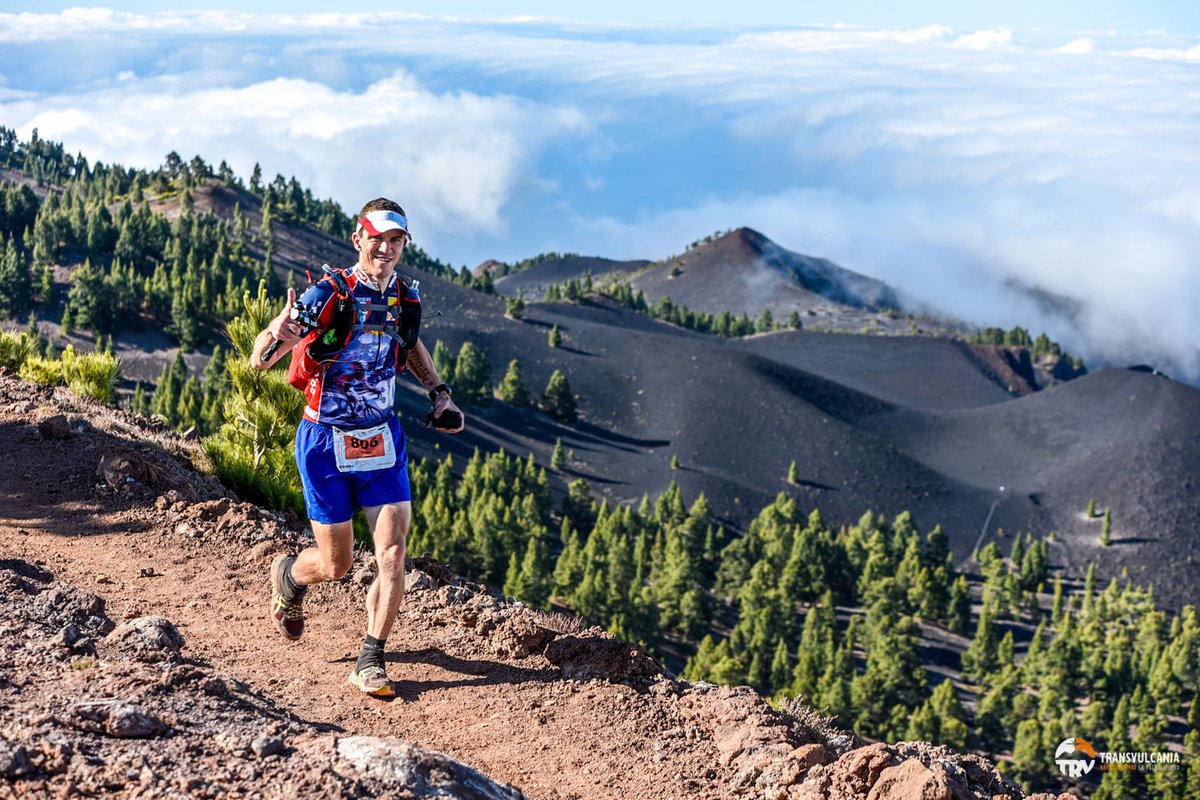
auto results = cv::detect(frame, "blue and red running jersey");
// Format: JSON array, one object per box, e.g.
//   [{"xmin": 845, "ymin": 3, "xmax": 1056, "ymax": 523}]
[{"xmin": 291, "ymin": 266, "xmax": 407, "ymax": 428}]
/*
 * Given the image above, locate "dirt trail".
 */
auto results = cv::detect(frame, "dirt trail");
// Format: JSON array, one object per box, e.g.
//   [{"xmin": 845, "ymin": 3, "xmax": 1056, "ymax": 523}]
[
  {"xmin": 0, "ymin": 374, "xmax": 1051, "ymax": 800},
  {"xmin": 1, "ymin": 518, "xmax": 708, "ymax": 799}
]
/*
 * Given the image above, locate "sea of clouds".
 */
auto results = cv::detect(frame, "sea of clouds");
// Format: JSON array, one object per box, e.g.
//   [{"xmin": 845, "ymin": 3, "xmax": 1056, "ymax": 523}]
[{"xmin": 1, "ymin": 9, "xmax": 1197, "ymax": 378}]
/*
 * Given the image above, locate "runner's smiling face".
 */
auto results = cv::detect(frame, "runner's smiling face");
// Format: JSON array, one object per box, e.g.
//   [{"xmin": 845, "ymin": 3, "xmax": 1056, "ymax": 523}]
[{"xmin": 353, "ymin": 227, "xmax": 408, "ymax": 284}]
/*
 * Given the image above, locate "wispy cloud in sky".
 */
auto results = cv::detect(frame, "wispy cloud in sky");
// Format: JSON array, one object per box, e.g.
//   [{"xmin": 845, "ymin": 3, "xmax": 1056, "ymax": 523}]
[{"xmin": 1, "ymin": 9, "xmax": 1198, "ymax": 377}]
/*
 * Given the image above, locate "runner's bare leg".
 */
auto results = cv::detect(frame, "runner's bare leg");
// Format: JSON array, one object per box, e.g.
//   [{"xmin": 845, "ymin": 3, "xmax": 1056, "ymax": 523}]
[
  {"xmin": 292, "ymin": 521, "xmax": 354, "ymax": 584},
  {"xmin": 362, "ymin": 502, "xmax": 410, "ymax": 640}
]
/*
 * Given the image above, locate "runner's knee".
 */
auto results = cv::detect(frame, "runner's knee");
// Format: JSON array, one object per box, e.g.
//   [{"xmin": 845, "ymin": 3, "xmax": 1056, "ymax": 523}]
[
  {"xmin": 320, "ymin": 553, "xmax": 353, "ymax": 580},
  {"xmin": 376, "ymin": 543, "xmax": 405, "ymax": 575}
]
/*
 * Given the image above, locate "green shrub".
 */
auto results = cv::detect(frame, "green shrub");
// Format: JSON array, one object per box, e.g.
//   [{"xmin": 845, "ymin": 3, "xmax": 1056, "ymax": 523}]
[
  {"xmin": 0, "ymin": 331, "xmax": 38, "ymax": 370},
  {"xmin": 202, "ymin": 283, "xmax": 307, "ymax": 520},
  {"xmin": 60, "ymin": 345, "xmax": 121, "ymax": 404},
  {"xmin": 18, "ymin": 354, "xmax": 64, "ymax": 386},
  {"xmin": 204, "ymin": 436, "xmax": 305, "ymax": 517}
]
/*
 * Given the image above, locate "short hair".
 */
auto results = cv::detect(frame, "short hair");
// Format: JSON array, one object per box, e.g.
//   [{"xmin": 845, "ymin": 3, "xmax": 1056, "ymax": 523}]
[{"xmin": 357, "ymin": 197, "xmax": 406, "ymax": 219}]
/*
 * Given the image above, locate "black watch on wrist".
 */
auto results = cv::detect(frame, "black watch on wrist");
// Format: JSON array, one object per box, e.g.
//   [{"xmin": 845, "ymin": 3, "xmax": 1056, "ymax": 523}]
[{"xmin": 428, "ymin": 383, "xmax": 452, "ymax": 402}]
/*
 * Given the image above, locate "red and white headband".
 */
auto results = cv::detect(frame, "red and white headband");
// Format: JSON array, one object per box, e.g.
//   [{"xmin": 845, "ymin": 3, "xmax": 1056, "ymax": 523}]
[{"xmin": 357, "ymin": 210, "xmax": 408, "ymax": 236}]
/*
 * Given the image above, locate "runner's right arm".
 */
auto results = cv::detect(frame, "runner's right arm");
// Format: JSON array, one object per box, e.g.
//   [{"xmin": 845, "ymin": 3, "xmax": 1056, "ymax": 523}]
[{"xmin": 251, "ymin": 287, "xmax": 303, "ymax": 370}]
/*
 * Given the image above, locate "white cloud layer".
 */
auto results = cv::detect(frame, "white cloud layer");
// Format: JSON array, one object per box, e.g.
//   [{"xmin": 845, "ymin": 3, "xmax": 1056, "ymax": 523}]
[
  {"xmin": 1, "ymin": 65, "xmax": 588, "ymax": 243},
  {"xmin": 1, "ymin": 10, "xmax": 1198, "ymax": 379}
]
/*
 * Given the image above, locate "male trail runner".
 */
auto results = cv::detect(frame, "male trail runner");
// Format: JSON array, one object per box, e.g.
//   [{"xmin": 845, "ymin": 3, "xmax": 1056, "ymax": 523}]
[{"xmin": 251, "ymin": 197, "xmax": 464, "ymax": 697}]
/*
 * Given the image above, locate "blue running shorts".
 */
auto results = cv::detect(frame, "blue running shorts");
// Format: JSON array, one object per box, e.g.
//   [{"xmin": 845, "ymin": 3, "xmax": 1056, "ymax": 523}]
[{"xmin": 294, "ymin": 415, "xmax": 411, "ymax": 524}]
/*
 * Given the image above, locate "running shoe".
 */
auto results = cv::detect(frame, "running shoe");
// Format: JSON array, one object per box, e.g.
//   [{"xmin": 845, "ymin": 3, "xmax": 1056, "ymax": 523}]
[
  {"xmin": 270, "ymin": 554, "xmax": 305, "ymax": 641},
  {"xmin": 347, "ymin": 664, "xmax": 395, "ymax": 698}
]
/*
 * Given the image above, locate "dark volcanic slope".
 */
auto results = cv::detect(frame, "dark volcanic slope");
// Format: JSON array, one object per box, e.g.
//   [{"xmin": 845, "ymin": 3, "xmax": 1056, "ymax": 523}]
[
  {"xmin": 493, "ymin": 255, "xmax": 650, "ymax": 300},
  {"xmin": 732, "ymin": 332, "xmax": 1015, "ymax": 411},
  {"xmin": 629, "ymin": 228, "xmax": 901, "ymax": 318},
  {"xmin": 398, "ymin": 291, "xmax": 995, "ymax": 555},
  {"xmin": 392, "ymin": 270, "xmax": 1200, "ymax": 607},
  {"xmin": 862, "ymin": 368, "xmax": 1200, "ymax": 604}
]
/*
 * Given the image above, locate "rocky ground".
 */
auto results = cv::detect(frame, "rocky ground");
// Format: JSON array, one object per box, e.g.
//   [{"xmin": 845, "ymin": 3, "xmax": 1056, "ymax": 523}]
[{"xmin": 0, "ymin": 371, "xmax": 1077, "ymax": 799}]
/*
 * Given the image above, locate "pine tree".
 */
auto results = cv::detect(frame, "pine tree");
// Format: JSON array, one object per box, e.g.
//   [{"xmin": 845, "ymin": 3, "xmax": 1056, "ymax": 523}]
[
  {"xmin": 453, "ymin": 341, "xmax": 493, "ymax": 407},
  {"xmin": 961, "ymin": 611, "xmax": 1000, "ymax": 682},
  {"xmin": 929, "ymin": 680, "xmax": 969, "ymax": 749},
  {"xmin": 548, "ymin": 324, "xmax": 562, "ymax": 348},
  {"xmin": 729, "ymin": 560, "xmax": 794, "ymax": 693},
  {"xmin": 504, "ymin": 294, "xmax": 525, "ymax": 320},
  {"xmin": 947, "ymin": 574, "xmax": 971, "ymax": 635},
  {"xmin": 684, "ymin": 635, "xmax": 717, "ymax": 681},
  {"xmin": 1095, "ymin": 695, "xmax": 1139, "ymax": 800},
  {"xmin": 856, "ymin": 529, "xmax": 894, "ymax": 604},
  {"xmin": 551, "ymin": 438, "xmax": 566, "ymax": 470},
  {"xmin": 1142, "ymin": 704, "xmax": 1180, "ymax": 800},
  {"xmin": 131, "ymin": 382, "xmax": 148, "ymax": 416},
  {"xmin": 150, "ymin": 352, "xmax": 187, "ymax": 426},
  {"xmin": 818, "ymin": 640, "xmax": 854, "ymax": 722},
  {"xmin": 496, "ymin": 358, "xmax": 530, "ymax": 407},
  {"xmin": 905, "ymin": 700, "xmax": 939, "ymax": 743},
  {"xmin": 850, "ymin": 610, "xmax": 928, "ymax": 741},
  {"xmin": 200, "ymin": 344, "xmax": 229, "ymax": 434},
  {"xmin": 1009, "ymin": 532, "xmax": 1026, "ymax": 571},
  {"xmin": 0, "ymin": 237, "xmax": 31, "ymax": 319},
  {"xmin": 1182, "ymin": 729, "xmax": 1200, "ymax": 800},
  {"xmin": 1101, "ymin": 509, "xmax": 1112, "ymax": 546},
  {"xmin": 974, "ymin": 670, "xmax": 1017, "ymax": 752},
  {"xmin": 177, "ymin": 375, "xmax": 202, "ymax": 431},
  {"xmin": 202, "ymin": 282, "xmax": 307, "ymax": 516},
  {"xmin": 1051, "ymin": 576, "xmax": 1065, "ymax": 623},
  {"xmin": 1019, "ymin": 538, "xmax": 1049, "ymax": 593},
  {"xmin": 430, "ymin": 339, "xmax": 454, "ymax": 381},
  {"xmin": 1010, "ymin": 718, "xmax": 1043, "ymax": 791},
  {"xmin": 561, "ymin": 478, "xmax": 597, "ymax": 533},
  {"xmin": 541, "ymin": 369, "xmax": 577, "ymax": 423},
  {"xmin": 552, "ymin": 519, "xmax": 584, "ymax": 598},
  {"xmin": 38, "ymin": 262, "xmax": 54, "ymax": 309},
  {"xmin": 769, "ymin": 636, "xmax": 791, "ymax": 693},
  {"xmin": 787, "ymin": 460, "xmax": 799, "ymax": 484},
  {"xmin": 656, "ymin": 498, "xmax": 711, "ymax": 639},
  {"xmin": 1147, "ymin": 648, "xmax": 1183, "ymax": 715},
  {"xmin": 791, "ymin": 596, "xmax": 835, "ymax": 701},
  {"xmin": 504, "ymin": 536, "xmax": 552, "ymax": 609}
]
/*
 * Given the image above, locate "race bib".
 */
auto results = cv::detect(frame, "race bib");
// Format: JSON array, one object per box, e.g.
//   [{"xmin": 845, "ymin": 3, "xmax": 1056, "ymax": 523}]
[{"xmin": 332, "ymin": 422, "xmax": 396, "ymax": 473}]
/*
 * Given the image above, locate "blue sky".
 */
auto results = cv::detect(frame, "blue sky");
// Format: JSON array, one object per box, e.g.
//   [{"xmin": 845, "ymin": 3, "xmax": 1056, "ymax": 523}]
[
  {"xmin": 1, "ymin": 5, "xmax": 1198, "ymax": 377},
  {"xmin": 3, "ymin": 2, "xmax": 1197, "ymax": 33}
]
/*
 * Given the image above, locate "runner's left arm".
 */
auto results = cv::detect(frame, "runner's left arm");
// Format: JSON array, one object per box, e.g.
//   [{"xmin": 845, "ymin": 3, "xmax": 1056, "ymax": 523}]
[{"xmin": 405, "ymin": 340, "xmax": 465, "ymax": 433}]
